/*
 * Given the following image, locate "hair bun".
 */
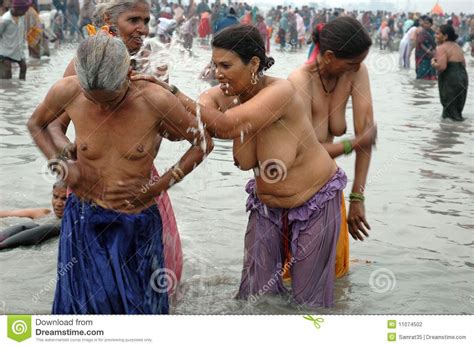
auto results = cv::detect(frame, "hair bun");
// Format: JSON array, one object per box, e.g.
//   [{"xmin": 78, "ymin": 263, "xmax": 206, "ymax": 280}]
[{"xmin": 264, "ymin": 56, "xmax": 275, "ymax": 70}]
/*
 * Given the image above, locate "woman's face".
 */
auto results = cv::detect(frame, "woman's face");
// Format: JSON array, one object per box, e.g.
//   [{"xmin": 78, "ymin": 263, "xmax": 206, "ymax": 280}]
[
  {"xmin": 212, "ymin": 47, "xmax": 258, "ymax": 96},
  {"xmin": 51, "ymin": 187, "xmax": 67, "ymax": 218},
  {"xmin": 113, "ymin": 3, "xmax": 150, "ymax": 54},
  {"xmin": 323, "ymin": 50, "xmax": 369, "ymax": 77},
  {"xmin": 435, "ymin": 29, "xmax": 447, "ymax": 44}
]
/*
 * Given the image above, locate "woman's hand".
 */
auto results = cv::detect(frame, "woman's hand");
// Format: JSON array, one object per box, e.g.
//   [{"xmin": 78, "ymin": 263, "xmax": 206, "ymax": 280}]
[
  {"xmin": 102, "ymin": 176, "xmax": 160, "ymax": 211},
  {"xmin": 131, "ymin": 73, "xmax": 172, "ymax": 91},
  {"xmin": 61, "ymin": 142, "xmax": 77, "ymax": 160},
  {"xmin": 347, "ymin": 201, "xmax": 370, "ymax": 241}
]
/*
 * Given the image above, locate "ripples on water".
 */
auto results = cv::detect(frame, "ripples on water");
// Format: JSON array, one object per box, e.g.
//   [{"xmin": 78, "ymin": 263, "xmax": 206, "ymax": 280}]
[{"xmin": 0, "ymin": 43, "xmax": 473, "ymax": 314}]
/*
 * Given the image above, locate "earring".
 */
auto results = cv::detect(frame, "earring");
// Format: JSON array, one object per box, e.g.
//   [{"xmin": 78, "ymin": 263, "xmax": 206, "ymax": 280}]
[{"xmin": 250, "ymin": 71, "xmax": 258, "ymax": 85}]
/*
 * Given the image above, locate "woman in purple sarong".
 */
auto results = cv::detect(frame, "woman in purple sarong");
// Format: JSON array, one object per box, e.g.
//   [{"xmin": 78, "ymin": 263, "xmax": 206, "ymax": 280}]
[{"xmin": 135, "ymin": 25, "xmax": 347, "ymax": 308}]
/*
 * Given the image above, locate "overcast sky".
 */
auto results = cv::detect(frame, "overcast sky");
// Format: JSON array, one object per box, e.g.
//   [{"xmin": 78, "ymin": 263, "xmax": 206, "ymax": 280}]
[{"xmin": 240, "ymin": 1, "xmax": 474, "ymax": 13}]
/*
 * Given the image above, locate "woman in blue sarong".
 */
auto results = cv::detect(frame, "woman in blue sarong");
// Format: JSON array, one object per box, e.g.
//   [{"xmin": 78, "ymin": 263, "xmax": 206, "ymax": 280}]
[{"xmin": 27, "ymin": 34, "xmax": 212, "ymax": 314}]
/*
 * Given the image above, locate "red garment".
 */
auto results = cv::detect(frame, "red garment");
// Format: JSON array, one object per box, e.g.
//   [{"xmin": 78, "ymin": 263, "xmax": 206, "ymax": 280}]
[
  {"xmin": 307, "ymin": 23, "xmax": 325, "ymax": 65},
  {"xmin": 198, "ymin": 14, "xmax": 211, "ymax": 38},
  {"xmin": 241, "ymin": 12, "xmax": 252, "ymax": 24},
  {"xmin": 151, "ymin": 166, "xmax": 183, "ymax": 288}
]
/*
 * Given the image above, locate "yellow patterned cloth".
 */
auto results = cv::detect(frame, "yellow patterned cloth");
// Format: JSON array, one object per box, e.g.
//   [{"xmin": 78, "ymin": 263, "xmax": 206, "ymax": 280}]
[
  {"xmin": 282, "ymin": 192, "xmax": 350, "ymax": 280},
  {"xmin": 85, "ymin": 24, "xmax": 116, "ymax": 37}
]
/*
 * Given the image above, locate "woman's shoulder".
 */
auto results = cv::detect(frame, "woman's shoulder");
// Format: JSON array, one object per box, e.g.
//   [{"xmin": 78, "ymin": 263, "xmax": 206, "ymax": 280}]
[{"xmin": 265, "ymin": 76, "xmax": 294, "ymax": 91}]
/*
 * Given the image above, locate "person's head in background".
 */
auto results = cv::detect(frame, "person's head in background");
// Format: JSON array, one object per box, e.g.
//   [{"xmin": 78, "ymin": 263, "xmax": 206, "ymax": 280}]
[
  {"xmin": 10, "ymin": 0, "xmax": 31, "ymax": 16},
  {"xmin": 52, "ymin": 181, "xmax": 67, "ymax": 218},
  {"xmin": 93, "ymin": 0, "xmax": 151, "ymax": 54}
]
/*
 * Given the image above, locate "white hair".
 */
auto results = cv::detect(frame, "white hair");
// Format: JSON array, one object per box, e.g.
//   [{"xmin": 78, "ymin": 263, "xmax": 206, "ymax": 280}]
[
  {"xmin": 93, "ymin": 0, "xmax": 151, "ymax": 26},
  {"xmin": 75, "ymin": 33, "xmax": 130, "ymax": 91}
]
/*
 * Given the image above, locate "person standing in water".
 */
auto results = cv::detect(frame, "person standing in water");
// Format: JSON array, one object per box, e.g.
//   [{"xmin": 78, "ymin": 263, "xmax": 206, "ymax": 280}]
[
  {"xmin": 47, "ymin": 0, "xmax": 185, "ymax": 288},
  {"xmin": 289, "ymin": 17, "xmax": 377, "ymax": 278},
  {"xmin": 432, "ymin": 25, "xmax": 468, "ymax": 121},
  {"xmin": 27, "ymin": 34, "xmax": 212, "ymax": 314},
  {"xmin": 0, "ymin": 0, "xmax": 30, "ymax": 79},
  {"xmin": 415, "ymin": 16, "xmax": 437, "ymax": 80},
  {"xmin": 134, "ymin": 25, "xmax": 347, "ymax": 308}
]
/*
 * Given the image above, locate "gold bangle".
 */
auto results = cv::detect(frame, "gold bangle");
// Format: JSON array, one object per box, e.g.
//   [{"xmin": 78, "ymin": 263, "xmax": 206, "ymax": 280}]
[
  {"xmin": 171, "ymin": 170, "xmax": 182, "ymax": 182},
  {"xmin": 173, "ymin": 166, "xmax": 185, "ymax": 179}
]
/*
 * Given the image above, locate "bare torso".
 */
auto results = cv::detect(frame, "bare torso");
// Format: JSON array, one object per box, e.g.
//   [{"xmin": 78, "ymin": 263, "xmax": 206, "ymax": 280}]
[
  {"xmin": 203, "ymin": 77, "xmax": 336, "ymax": 208},
  {"xmin": 288, "ymin": 64, "xmax": 357, "ymax": 143},
  {"xmin": 63, "ymin": 78, "xmax": 167, "ymax": 211}
]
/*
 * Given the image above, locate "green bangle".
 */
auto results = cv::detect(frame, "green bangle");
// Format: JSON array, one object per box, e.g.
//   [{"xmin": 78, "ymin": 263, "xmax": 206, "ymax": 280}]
[
  {"xmin": 342, "ymin": 140, "xmax": 353, "ymax": 155},
  {"xmin": 349, "ymin": 192, "xmax": 365, "ymax": 202}
]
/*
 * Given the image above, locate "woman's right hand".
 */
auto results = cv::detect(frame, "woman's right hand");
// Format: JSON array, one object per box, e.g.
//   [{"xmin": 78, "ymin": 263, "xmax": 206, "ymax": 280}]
[
  {"xmin": 131, "ymin": 73, "xmax": 171, "ymax": 91},
  {"xmin": 353, "ymin": 123, "xmax": 377, "ymax": 151},
  {"xmin": 61, "ymin": 142, "xmax": 77, "ymax": 160}
]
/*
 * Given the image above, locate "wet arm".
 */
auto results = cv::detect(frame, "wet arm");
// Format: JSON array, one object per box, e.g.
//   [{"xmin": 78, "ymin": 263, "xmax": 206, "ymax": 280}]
[
  {"xmin": 47, "ymin": 59, "xmax": 76, "ymax": 151},
  {"xmin": 0, "ymin": 208, "xmax": 51, "ymax": 219},
  {"xmin": 174, "ymin": 82, "xmax": 290, "ymax": 139},
  {"xmin": 433, "ymin": 46, "xmax": 447, "ymax": 72},
  {"xmin": 145, "ymin": 88, "xmax": 214, "ymax": 197},
  {"xmin": 351, "ymin": 65, "xmax": 374, "ymax": 195},
  {"xmin": 26, "ymin": 79, "xmax": 76, "ymax": 160}
]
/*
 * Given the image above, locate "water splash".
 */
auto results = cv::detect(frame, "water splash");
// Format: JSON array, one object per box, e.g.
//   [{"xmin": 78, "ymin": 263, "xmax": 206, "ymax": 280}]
[
  {"xmin": 130, "ymin": 37, "xmax": 173, "ymax": 81},
  {"xmin": 195, "ymin": 97, "xmax": 208, "ymax": 155}
]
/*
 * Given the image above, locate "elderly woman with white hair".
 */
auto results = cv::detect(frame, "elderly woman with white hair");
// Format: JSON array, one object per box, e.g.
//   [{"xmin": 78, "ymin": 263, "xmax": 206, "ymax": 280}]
[
  {"xmin": 27, "ymin": 33, "xmax": 212, "ymax": 314},
  {"xmin": 46, "ymin": 0, "xmax": 184, "ymax": 293}
]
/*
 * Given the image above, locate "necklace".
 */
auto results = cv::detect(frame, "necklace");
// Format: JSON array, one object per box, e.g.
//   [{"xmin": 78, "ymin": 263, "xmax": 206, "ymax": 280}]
[{"xmin": 315, "ymin": 59, "xmax": 339, "ymax": 95}]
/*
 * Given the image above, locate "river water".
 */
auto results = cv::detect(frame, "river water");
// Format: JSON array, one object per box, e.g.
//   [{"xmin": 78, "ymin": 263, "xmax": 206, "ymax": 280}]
[{"xmin": 0, "ymin": 40, "xmax": 473, "ymax": 315}]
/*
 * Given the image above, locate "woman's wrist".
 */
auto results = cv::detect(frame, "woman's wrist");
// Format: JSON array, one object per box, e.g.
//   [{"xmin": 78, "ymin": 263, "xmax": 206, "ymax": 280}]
[
  {"xmin": 349, "ymin": 192, "xmax": 365, "ymax": 203},
  {"xmin": 342, "ymin": 139, "xmax": 353, "ymax": 155}
]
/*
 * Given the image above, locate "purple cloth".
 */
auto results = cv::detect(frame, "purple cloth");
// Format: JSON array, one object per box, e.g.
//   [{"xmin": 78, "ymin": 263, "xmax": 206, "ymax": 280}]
[{"xmin": 238, "ymin": 168, "xmax": 347, "ymax": 307}]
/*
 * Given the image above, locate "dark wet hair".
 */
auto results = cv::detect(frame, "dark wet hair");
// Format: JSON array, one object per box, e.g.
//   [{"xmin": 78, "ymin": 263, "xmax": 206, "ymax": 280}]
[
  {"xmin": 439, "ymin": 24, "xmax": 458, "ymax": 41},
  {"xmin": 312, "ymin": 17, "xmax": 372, "ymax": 59},
  {"xmin": 211, "ymin": 24, "xmax": 275, "ymax": 73}
]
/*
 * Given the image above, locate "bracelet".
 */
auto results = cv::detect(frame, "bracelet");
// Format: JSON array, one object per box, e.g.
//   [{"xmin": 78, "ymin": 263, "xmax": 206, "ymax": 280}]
[
  {"xmin": 59, "ymin": 142, "xmax": 73, "ymax": 160},
  {"xmin": 171, "ymin": 170, "xmax": 182, "ymax": 183},
  {"xmin": 170, "ymin": 165, "xmax": 185, "ymax": 183},
  {"xmin": 342, "ymin": 140, "xmax": 353, "ymax": 155},
  {"xmin": 169, "ymin": 84, "xmax": 179, "ymax": 95},
  {"xmin": 349, "ymin": 192, "xmax": 365, "ymax": 203},
  {"xmin": 173, "ymin": 166, "xmax": 185, "ymax": 179}
]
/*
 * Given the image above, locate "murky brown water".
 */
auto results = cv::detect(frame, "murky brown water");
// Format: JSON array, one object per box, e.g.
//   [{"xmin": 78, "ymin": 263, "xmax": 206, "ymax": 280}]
[{"xmin": 0, "ymin": 40, "xmax": 473, "ymax": 314}]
